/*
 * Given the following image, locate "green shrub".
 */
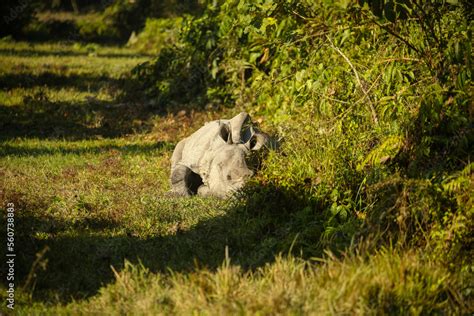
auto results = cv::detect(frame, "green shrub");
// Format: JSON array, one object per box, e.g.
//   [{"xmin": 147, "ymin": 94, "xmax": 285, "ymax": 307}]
[
  {"xmin": 130, "ymin": 0, "xmax": 472, "ymax": 260},
  {"xmin": 126, "ymin": 17, "xmax": 182, "ymax": 54},
  {"xmin": 3, "ymin": 0, "xmax": 471, "ymax": 313},
  {"xmin": 101, "ymin": 0, "xmax": 204, "ymax": 41}
]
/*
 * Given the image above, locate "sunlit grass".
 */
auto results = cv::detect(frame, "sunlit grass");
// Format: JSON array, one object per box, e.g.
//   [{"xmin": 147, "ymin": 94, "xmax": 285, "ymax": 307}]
[
  {"xmin": 0, "ymin": 40, "xmax": 151, "ymax": 57},
  {"xmin": 0, "ymin": 87, "xmax": 116, "ymax": 106},
  {"xmin": 0, "ymin": 40, "xmax": 149, "ymax": 108},
  {"xmin": 17, "ymin": 250, "xmax": 463, "ymax": 315},
  {"xmin": 0, "ymin": 2, "xmax": 471, "ymax": 313}
]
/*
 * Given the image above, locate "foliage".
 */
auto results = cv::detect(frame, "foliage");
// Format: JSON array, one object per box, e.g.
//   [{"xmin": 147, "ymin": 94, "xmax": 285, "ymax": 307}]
[
  {"xmin": 0, "ymin": 0, "xmax": 472, "ymax": 314},
  {"xmin": 101, "ymin": 0, "xmax": 204, "ymax": 41},
  {"xmin": 126, "ymin": 18, "xmax": 183, "ymax": 54},
  {"xmin": 128, "ymin": 0, "xmax": 473, "ymax": 308},
  {"xmin": 134, "ymin": 0, "xmax": 472, "ymax": 217},
  {"xmin": 101, "ymin": 0, "xmax": 149, "ymax": 40},
  {"xmin": 13, "ymin": 0, "xmax": 203, "ymax": 43}
]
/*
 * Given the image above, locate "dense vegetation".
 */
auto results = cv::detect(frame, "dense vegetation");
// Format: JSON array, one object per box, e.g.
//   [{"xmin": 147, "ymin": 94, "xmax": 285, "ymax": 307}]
[
  {"xmin": 2, "ymin": 0, "xmax": 203, "ymax": 42},
  {"xmin": 0, "ymin": 0, "xmax": 472, "ymax": 314}
]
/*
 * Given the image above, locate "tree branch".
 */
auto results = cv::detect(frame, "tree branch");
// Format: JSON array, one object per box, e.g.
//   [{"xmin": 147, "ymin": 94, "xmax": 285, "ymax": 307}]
[{"xmin": 326, "ymin": 36, "xmax": 378, "ymax": 125}]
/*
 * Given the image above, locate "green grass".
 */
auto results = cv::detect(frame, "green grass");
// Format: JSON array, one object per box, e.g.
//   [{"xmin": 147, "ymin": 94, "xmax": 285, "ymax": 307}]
[
  {"xmin": 0, "ymin": 40, "xmax": 237, "ymax": 310},
  {"xmin": 0, "ymin": 40, "xmax": 157, "ymax": 139},
  {"xmin": 16, "ymin": 250, "xmax": 467, "ymax": 315},
  {"xmin": 1, "ymin": 2, "xmax": 473, "ymax": 314},
  {"xmin": 0, "ymin": 40, "xmax": 149, "ymax": 105},
  {"xmin": 0, "ymin": 39, "xmax": 326, "ymax": 313}
]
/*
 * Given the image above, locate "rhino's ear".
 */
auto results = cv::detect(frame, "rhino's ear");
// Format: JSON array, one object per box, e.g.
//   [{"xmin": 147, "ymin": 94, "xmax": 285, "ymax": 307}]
[
  {"xmin": 229, "ymin": 112, "xmax": 250, "ymax": 144},
  {"xmin": 249, "ymin": 133, "xmax": 268, "ymax": 151},
  {"xmin": 219, "ymin": 123, "xmax": 232, "ymax": 144}
]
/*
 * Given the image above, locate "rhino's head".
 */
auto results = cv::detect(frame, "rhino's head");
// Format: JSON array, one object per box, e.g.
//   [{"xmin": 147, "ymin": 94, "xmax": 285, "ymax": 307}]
[{"xmin": 170, "ymin": 112, "xmax": 268, "ymax": 198}]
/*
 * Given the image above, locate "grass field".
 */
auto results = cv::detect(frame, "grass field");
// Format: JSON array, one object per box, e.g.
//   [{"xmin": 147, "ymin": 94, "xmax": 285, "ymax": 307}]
[
  {"xmin": 0, "ymin": 39, "xmax": 233, "ymax": 310},
  {"xmin": 0, "ymin": 39, "xmax": 337, "ymax": 314},
  {"xmin": 0, "ymin": 3, "xmax": 472, "ymax": 313}
]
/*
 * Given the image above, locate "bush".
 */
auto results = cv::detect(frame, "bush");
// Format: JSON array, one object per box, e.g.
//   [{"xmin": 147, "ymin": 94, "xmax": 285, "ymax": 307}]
[
  {"xmin": 102, "ymin": 0, "xmax": 204, "ymax": 41},
  {"xmin": 126, "ymin": 17, "xmax": 182, "ymax": 54},
  {"xmin": 131, "ymin": 0, "xmax": 472, "ymax": 260}
]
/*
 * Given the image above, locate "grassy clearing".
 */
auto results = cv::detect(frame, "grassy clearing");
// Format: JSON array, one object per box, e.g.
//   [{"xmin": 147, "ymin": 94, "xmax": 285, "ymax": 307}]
[
  {"xmin": 0, "ymin": 39, "xmax": 325, "ymax": 313},
  {"xmin": 0, "ymin": 40, "xmax": 155, "ymax": 140},
  {"xmin": 1, "ymin": 1, "xmax": 473, "ymax": 315},
  {"xmin": 0, "ymin": 40, "xmax": 149, "ymax": 106},
  {"xmin": 0, "ymin": 40, "xmax": 235, "ymax": 307}
]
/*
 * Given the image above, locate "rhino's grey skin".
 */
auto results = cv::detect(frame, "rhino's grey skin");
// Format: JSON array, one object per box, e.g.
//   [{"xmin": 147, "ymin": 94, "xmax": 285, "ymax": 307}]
[{"xmin": 170, "ymin": 112, "xmax": 268, "ymax": 198}]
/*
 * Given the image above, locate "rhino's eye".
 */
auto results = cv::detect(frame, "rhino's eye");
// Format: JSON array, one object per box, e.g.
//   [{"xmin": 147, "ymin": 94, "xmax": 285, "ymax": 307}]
[
  {"xmin": 249, "ymin": 136, "xmax": 257, "ymax": 150},
  {"xmin": 227, "ymin": 175, "xmax": 232, "ymax": 181}
]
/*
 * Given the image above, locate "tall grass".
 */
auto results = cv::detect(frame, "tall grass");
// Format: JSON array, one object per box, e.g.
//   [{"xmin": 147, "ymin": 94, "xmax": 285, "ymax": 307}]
[{"xmin": 0, "ymin": 0, "xmax": 472, "ymax": 314}]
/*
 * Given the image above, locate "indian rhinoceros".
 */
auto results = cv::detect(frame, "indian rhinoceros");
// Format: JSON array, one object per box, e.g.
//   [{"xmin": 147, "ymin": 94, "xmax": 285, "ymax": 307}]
[{"xmin": 170, "ymin": 112, "xmax": 268, "ymax": 198}]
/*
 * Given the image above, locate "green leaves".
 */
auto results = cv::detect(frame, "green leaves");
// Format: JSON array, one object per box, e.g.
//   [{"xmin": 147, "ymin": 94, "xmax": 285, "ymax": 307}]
[
  {"xmin": 128, "ymin": 1, "xmax": 472, "ymax": 270},
  {"xmin": 357, "ymin": 135, "xmax": 404, "ymax": 171}
]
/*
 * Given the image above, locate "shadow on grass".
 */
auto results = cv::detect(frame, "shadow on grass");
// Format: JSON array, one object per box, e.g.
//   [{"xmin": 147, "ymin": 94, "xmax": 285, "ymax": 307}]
[
  {"xmin": 15, "ymin": 19, "xmax": 127, "ymax": 46},
  {"xmin": 0, "ymin": 72, "xmax": 124, "ymax": 91},
  {"xmin": 0, "ymin": 141, "xmax": 174, "ymax": 158},
  {"xmin": 0, "ymin": 98, "xmax": 160, "ymax": 140},
  {"xmin": 0, "ymin": 73, "xmax": 215, "ymax": 141},
  {"xmin": 1, "ymin": 183, "xmax": 355, "ymax": 304},
  {"xmin": 0, "ymin": 48, "xmax": 152, "ymax": 59}
]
